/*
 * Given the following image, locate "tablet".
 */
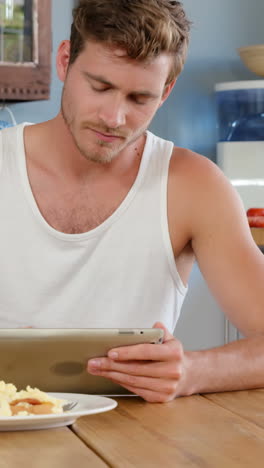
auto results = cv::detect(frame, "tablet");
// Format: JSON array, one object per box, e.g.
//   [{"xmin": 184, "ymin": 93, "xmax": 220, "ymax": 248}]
[{"xmin": 0, "ymin": 328, "xmax": 164, "ymax": 395}]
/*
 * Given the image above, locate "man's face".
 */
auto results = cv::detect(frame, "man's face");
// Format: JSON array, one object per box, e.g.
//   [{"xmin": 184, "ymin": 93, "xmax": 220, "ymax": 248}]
[{"xmin": 60, "ymin": 41, "xmax": 174, "ymax": 163}]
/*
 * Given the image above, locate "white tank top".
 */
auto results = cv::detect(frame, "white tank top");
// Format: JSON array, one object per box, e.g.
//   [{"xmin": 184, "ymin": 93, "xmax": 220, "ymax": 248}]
[{"xmin": 0, "ymin": 123, "xmax": 187, "ymax": 331}]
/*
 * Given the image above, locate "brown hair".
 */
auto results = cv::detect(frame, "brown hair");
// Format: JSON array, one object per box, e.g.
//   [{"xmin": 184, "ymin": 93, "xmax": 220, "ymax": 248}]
[{"xmin": 69, "ymin": 0, "xmax": 191, "ymax": 83}]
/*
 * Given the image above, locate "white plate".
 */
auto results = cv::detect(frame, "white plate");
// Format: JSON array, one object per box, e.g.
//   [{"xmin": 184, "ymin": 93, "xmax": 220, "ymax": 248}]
[{"xmin": 0, "ymin": 393, "xmax": 118, "ymax": 431}]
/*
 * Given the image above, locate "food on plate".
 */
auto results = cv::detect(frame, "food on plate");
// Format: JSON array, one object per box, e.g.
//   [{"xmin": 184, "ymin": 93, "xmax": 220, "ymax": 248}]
[
  {"xmin": 246, "ymin": 208, "xmax": 264, "ymax": 228},
  {"xmin": 0, "ymin": 381, "xmax": 68, "ymax": 417}
]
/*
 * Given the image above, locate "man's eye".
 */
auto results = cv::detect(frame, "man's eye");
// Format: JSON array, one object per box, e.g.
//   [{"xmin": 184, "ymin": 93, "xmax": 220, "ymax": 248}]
[
  {"xmin": 129, "ymin": 94, "xmax": 150, "ymax": 105},
  {"xmin": 132, "ymin": 97, "xmax": 148, "ymax": 105},
  {"xmin": 92, "ymin": 86, "xmax": 109, "ymax": 92}
]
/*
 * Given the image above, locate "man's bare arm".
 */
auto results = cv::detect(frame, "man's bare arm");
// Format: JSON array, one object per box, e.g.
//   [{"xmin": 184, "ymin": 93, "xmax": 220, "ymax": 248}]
[
  {"xmin": 174, "ymin": 152, "xmax": 264, "ymax": 396},
  {"xmin": 176, "ymin": 150, "xmax": 264, "ymax": 336},
  {"xmin": 180, "ymin": 335, "xmax": 264, "ymax": 396},
  {"xmin": 87, "ymin": 151, "xmax": 264, "ymax": 402}
]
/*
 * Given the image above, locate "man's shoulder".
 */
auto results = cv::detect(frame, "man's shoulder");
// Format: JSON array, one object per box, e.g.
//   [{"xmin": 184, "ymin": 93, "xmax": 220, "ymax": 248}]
[
  {"xmin": 167, "ymin": 145, "xmax": 235, "ymax": 216},
  {"xmin": 169, "ymin": 146, "xmax": 222, "ymax": 184}
]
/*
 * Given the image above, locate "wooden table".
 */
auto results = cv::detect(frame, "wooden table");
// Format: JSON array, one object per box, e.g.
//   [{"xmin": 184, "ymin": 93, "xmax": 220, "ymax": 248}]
[{"xmin": 1, "ymin": 389, "xmax": 264, "ymax": 467}]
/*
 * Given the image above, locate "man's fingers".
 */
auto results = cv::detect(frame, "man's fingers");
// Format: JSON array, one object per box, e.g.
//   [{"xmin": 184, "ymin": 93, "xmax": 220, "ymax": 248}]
[
  {"xmin": 89, "ymin": 369, "xmax": 178, "ymax": 396},
  {"xmin": 153, "ymin": 321, "xmax": 175, "ymax": 342},
  {"xmin": 107, "ymin": 339, "xmax": 183, "ymax": 362},
  {"xmin": 88, "ymin": 358, "xmax": 182, "ymax": 380},
  {"xmin": 119, "ymin": 384, "xmax": 175, "ymax": 403},
  {"xmin": 87, "ymin": 324, "xmax": 185, "ymax": 403},
  {"xmin": 105, "ymin": 322, "xmax": 179, "ymax": 362}
]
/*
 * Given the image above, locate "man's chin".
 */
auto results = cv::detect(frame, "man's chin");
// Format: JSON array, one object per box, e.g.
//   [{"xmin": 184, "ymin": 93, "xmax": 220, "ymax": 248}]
[
  {"xmin": 86, "ymin": 153, "xmax": 116, "ymax": 164},
  {"xmin": 84, "ymin": 138, "xmax": 130, "ymax": 163},
  {"xmin": 79, "ymin": 146, "xmax": 121, "ymax": 164}
]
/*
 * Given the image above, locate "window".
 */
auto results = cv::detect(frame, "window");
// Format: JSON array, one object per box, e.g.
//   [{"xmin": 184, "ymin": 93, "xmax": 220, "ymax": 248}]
[{"xmin": 0, "ymin": 0, "xmax": 51, "ymax": 101}]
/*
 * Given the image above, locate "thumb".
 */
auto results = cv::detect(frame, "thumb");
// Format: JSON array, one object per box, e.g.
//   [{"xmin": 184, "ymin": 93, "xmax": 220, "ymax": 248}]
[{"xmin": 153, "ymin": 321, "xmax": 174, "ymax": 342}]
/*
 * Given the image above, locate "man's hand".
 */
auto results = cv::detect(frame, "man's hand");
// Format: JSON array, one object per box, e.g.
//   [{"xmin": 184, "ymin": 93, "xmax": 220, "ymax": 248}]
[{"xmin": 87, "ymin": 322, "xmax": 187, "ymax": 402}]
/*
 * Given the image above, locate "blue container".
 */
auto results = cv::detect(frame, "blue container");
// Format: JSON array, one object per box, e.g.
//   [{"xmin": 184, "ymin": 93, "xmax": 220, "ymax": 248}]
[
  {"xmin": 0, "ymin": 121, "xmax": 12, "ymax": 130},
  {"xmin": 215, "ymin": 81, "xmax": 264, "ymax": 142}
]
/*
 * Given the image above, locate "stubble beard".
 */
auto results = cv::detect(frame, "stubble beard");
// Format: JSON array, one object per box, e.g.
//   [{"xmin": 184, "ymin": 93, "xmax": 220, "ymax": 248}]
[{"xmin": 61, "ymin": 94, "xmax": 145, "ymax": 165}]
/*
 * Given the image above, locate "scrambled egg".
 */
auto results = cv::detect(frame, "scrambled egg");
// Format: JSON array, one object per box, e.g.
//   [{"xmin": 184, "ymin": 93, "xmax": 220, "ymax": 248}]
[
  {"xmin": 0, "ymin": 381, "xmax": 68, "ymax": 417},
  {"xmin": 0, "ymin": 381, "xmax": 17, "ymax": 416}
]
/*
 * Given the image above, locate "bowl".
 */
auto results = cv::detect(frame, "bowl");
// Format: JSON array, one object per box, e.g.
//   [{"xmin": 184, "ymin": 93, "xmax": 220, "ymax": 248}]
[{"xmin": 237, "ymin": 44, "xmax": 264, "ymax": 77}]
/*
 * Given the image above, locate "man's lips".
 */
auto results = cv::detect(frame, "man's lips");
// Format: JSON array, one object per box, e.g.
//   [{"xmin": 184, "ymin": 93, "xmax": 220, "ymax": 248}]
[{"xmin": 90, "ymin": 128, "xmax": 124, "ymax": 142}]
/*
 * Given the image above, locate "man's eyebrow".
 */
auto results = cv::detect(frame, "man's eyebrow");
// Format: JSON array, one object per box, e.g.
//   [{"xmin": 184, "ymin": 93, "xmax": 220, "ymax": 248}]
[{"xmin": 82, "ymin": 71, "xmax": 159, "ymax": 98}]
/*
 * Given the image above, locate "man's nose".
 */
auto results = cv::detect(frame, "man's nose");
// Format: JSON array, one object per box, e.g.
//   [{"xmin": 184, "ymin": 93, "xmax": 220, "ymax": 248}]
[{"xmin": 98, "ymin": 95, "xmax": 126, "ymax": 129}]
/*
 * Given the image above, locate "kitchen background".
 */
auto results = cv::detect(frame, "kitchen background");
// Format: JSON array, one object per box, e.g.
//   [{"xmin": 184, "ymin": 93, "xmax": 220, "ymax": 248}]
[{"xmin": 1, "ymin": 0, "xmax": 263, "ymax": 349}]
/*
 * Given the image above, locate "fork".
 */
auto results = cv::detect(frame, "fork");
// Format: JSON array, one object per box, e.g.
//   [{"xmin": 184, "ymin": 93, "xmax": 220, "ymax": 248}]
[{"xmin": 62, "ymin": 401, "xmax": 78, "ymax": 412}]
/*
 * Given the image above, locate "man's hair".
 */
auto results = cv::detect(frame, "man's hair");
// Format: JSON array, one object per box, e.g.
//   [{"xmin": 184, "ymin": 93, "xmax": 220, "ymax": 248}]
[{"xmin": 69, "ymin": 0, "xmax": 191, "ymax": 83}]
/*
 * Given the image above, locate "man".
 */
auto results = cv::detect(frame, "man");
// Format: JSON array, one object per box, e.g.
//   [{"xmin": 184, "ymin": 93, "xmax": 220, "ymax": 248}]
[{"xmin": 0, "ymin": 0, "xmax": 264, "ymax": 403}]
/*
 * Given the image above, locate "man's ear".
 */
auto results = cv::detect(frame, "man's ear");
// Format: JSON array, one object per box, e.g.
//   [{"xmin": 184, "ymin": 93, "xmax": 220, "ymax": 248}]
[
  {"xmin": 159, "ymin": 79, "xmax": 177, "ymax": 108},
  {"xmin": 56, "ymin": 40, "xmax": 71, "ymax": 82}
]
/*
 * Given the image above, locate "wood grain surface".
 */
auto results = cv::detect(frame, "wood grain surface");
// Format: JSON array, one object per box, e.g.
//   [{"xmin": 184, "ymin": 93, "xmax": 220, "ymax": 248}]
[
  {"xmin": 72, "ymin": 394, "xmax": 264, "ymax": 467},
  {"xmin": 2, "ymin": 390, "xmax": 264, "ymax": 467},
  {"xmin": 0, "ymin": 426, "xmax": 108, "ymax": 468},
  {"xmin": 204, "ymin": 388, "xmax": 264, "ymax": 428}
]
